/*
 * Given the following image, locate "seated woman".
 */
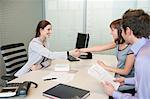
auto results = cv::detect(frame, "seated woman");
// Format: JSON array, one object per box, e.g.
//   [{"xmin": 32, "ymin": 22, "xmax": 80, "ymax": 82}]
[
  {"xmin": 80, "ymin": 19, "xmax": 135, "ymax": 91},
  {"xmin": 15, "ymin": 20, "xmax": 80, "ymax": 77}
]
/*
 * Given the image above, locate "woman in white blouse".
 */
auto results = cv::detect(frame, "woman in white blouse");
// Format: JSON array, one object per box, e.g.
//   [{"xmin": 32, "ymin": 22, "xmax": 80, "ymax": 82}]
[{"xmin": 15, "ymin": 20, "xmax": 80, "ymax": 77}]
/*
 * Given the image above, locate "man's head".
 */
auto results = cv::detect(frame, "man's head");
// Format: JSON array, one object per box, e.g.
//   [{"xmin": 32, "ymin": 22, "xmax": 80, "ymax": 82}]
[
  {"xmin": 121, "ymin": 10, "xmax": 150, "ymax": 44},
  {"xmin": 122, "ymin": 9, "xmax": 145, "ymax": 19}
]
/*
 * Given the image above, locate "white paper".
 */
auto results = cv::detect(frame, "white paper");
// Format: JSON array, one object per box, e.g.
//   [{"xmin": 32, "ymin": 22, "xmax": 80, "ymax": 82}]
[
  {"xmin": 42, "ymin": 71, "xmax": 75, "ymax": 83},
  {"xmin": 88, "ymin": 64, "xmax": 120, "ymax": 90},
  {"xmin": 54, "ymin": 64, "xmax": 70, "ymax": 71}
]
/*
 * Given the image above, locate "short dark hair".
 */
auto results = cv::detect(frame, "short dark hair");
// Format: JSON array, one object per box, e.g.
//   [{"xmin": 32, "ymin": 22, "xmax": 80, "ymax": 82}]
[
  {"xmin": 122, "ymin": 13, "xmax": 150, "ymax": 38},
  {"xmin": 35, "ymin": 20, "xmax": 51, "ymax": 37},
  {"xmin": 139, "ymin": 13, "xmax": 150, "ymax": 37},
  {"xmin": 122, "ymin": 9, "xmax": 145, "ymax": 19},
  {"xmin": 110, "ymin": 19, "xmax": 125, "ymax": 44}
]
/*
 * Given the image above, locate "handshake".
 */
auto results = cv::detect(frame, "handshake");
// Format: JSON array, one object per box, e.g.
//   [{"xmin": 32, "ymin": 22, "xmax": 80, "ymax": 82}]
[
  {"xmin": 69, "ymin": 48, "xmax": 92, "ymax": 59},
  {"xmin": 69, "ymin": 49, "xmax": 81, "ymax": 58}
]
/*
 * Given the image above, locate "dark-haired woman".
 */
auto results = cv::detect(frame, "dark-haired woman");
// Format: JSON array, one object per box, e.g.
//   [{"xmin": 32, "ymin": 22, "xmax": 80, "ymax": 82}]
[{"xmin": 15, "ymin": 20, "xmax": 80, "ymax": 77}]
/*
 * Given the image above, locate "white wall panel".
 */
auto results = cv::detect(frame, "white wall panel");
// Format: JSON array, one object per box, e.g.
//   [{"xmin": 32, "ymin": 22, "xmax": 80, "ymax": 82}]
[
  {"xmin": 45, "ymin": 0, "xmax": 150, "ymax": 54},
  {"xmin": 45, "ymin": 0, "xmax": 84, "ymax": 51}
]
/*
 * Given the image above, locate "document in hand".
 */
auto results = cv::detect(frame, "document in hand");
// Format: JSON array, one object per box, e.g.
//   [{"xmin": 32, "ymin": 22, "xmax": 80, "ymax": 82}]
[
  {"xmin": 43, "ymin": 83, "xmax": 90, "ymax": 99},
  {"xmin": 88, "ymin": 64, "xmax": 120, "ymax": 90}
]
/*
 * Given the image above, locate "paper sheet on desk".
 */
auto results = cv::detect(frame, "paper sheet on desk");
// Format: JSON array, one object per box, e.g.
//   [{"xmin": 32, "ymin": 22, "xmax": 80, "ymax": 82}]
[
  {"xmin": 88, "ymin": 64, "xmax": 120, "ymax": 90},
  {"xmin": 42, "ymin": 71, "xmax": 75, "ymax": 83}
]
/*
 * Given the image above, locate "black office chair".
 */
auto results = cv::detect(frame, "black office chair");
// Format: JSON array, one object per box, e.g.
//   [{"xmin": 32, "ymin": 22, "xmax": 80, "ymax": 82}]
[
  {"xmin": 76, "ymin": 33, "xmax": 92, "ymax": 59},
  {"xmin": 0, "ymin": 43, "xmax": 28, "ymax": 81}
]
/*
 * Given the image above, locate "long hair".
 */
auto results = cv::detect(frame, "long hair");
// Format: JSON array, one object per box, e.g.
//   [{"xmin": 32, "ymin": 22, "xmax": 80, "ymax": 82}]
[
  {"xmin": 110, "ymin": 19, "xmax": 125, "ymax": 44},
  {"xmin": 35, "ymin": 20, "xmax": 51, "ymax": 37}
]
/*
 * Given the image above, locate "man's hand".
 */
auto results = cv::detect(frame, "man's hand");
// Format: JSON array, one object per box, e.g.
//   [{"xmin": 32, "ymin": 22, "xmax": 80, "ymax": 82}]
[
  {"xmin": 114, "ymin": 77, "xmax": 125, "ymax": 86},
  {"xmin": 101, "ymin": 81, "xmax": 115, "ymax": 96},
  {"xmin": 69, "ymin": 49, "xmax": 81, "ymax": 57}
]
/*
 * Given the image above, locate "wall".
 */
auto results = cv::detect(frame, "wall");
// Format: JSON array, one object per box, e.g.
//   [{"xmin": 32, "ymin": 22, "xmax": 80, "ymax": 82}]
[
  {"xmin": 0, "ymin": 0, "xmax": 43, "ymax": 86},
  {"xmin": 0, "ymin": 1, "xmax": 5, "ymax": 85},
  {"xmin": 45, "ymin": 0, "xmax": 85, "ymax": 51},
  {"xmin": 44, "ymin": 0, "xmax": 115, "ymax": 54},
  {"xmin": 45, "ymin": 0, "xmax": 150, "ymax": 54}
]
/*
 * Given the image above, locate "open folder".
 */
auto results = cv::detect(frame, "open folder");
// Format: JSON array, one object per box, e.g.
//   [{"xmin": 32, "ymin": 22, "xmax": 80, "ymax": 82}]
[{"xmin": 88, "ymin": 64, "xmax": 120, "ymax": 90}]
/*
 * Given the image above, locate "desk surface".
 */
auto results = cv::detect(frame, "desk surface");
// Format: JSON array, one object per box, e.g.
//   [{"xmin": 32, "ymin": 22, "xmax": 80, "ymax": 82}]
[{"xmin": 9, "ymin": 54, "xmax": 117, "ymax": 99}]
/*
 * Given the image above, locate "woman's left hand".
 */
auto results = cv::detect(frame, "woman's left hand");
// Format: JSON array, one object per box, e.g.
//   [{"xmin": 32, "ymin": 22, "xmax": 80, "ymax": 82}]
[
  {"xmin": 97, "ymin": 60, "xmax": 108, "ymax": 69},
  {"xmin": 30, "ymin": 64, "xmax": 42, "ymax": 71}
]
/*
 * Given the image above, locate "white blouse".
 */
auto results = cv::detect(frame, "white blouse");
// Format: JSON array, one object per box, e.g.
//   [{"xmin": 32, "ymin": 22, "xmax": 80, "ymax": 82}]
[{"xmin": 15, "ymin": 37, "xmax": 67, "ymax": 77}]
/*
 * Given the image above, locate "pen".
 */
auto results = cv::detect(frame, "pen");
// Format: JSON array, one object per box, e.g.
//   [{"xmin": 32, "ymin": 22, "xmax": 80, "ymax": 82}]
[{"xmin": 44, "ymin": 78, "xmax": 57, "ymax": 81}]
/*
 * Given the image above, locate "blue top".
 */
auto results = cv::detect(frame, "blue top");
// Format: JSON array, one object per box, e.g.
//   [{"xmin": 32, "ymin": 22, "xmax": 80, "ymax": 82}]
[
  {"xmin": 115, "ymin": 44, "xmax": 134, "ymax": 78},
  {"xmin": 113, "ymin": 38, "xmax": 150, "ymax": 99}
]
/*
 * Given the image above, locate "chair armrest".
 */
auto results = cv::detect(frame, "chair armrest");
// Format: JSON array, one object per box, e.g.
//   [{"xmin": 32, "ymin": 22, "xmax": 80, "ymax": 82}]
[{"xmin": 1, "ymin": 75, "xmax": 17, "ymax": 81}]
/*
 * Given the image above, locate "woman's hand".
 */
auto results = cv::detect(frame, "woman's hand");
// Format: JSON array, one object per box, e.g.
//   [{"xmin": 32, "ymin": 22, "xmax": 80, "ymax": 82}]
[
  {"xmin": 30, "ymin": 64, "xmax": 42, "ymax": 71},
  {"xmin": 69, "ymin": 49, "xmax": 81, "ymax": 57},
  {"xmin": 97, "ymin": 60, "xmax": 107, "ymax": 67},
  {"xmin": 79, "ymin": 48, "xmax": 86, "ymax": 53},
  {"xmin": 97, "ymin": 60, "xmax": 110, "ymax": 71}
]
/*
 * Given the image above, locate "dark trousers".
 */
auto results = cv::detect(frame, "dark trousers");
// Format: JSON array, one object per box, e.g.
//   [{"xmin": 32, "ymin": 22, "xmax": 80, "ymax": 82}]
[{"xmin": 109, "ymin": 88, "xmax": 136, "ymax": 99}]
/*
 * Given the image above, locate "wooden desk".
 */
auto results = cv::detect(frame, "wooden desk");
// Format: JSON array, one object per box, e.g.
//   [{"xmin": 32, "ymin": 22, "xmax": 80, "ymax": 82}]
[{"xmin": 9, "ymin": 54, "xmax": 117, "ymax": 99}]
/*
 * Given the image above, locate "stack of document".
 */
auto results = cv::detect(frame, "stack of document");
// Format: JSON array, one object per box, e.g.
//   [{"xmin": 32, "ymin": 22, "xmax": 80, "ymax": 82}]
[
  {"xmin": 88, "ymin": 64, "xmax": 120, "ymax": 90},
  {"xmin": 54, "ymin": 63, "xmax": 70, "ymax": 71},
  {"xmin": 52, "ymin": 60, "xmax": 70, "ymax": 71}
]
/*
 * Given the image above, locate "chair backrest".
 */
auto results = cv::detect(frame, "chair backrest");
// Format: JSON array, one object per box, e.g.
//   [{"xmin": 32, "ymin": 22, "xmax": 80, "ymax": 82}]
[
  {"xmin": 0, "ymin": 43, "xmax": 28, "ymax": 76},
  {"xmin": 75, "ymin": 33, "xmax": 89, "ymax": 49}
]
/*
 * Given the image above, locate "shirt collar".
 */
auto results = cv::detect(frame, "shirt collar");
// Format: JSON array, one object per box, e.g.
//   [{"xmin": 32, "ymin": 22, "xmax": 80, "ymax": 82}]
[
  {"xmin": 32, "ymin": 37, "xmax": 42, "ymax": 44},
  {"xmin": 131, "ymin": 37, "xmax": 147, "ymax": 56}
]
